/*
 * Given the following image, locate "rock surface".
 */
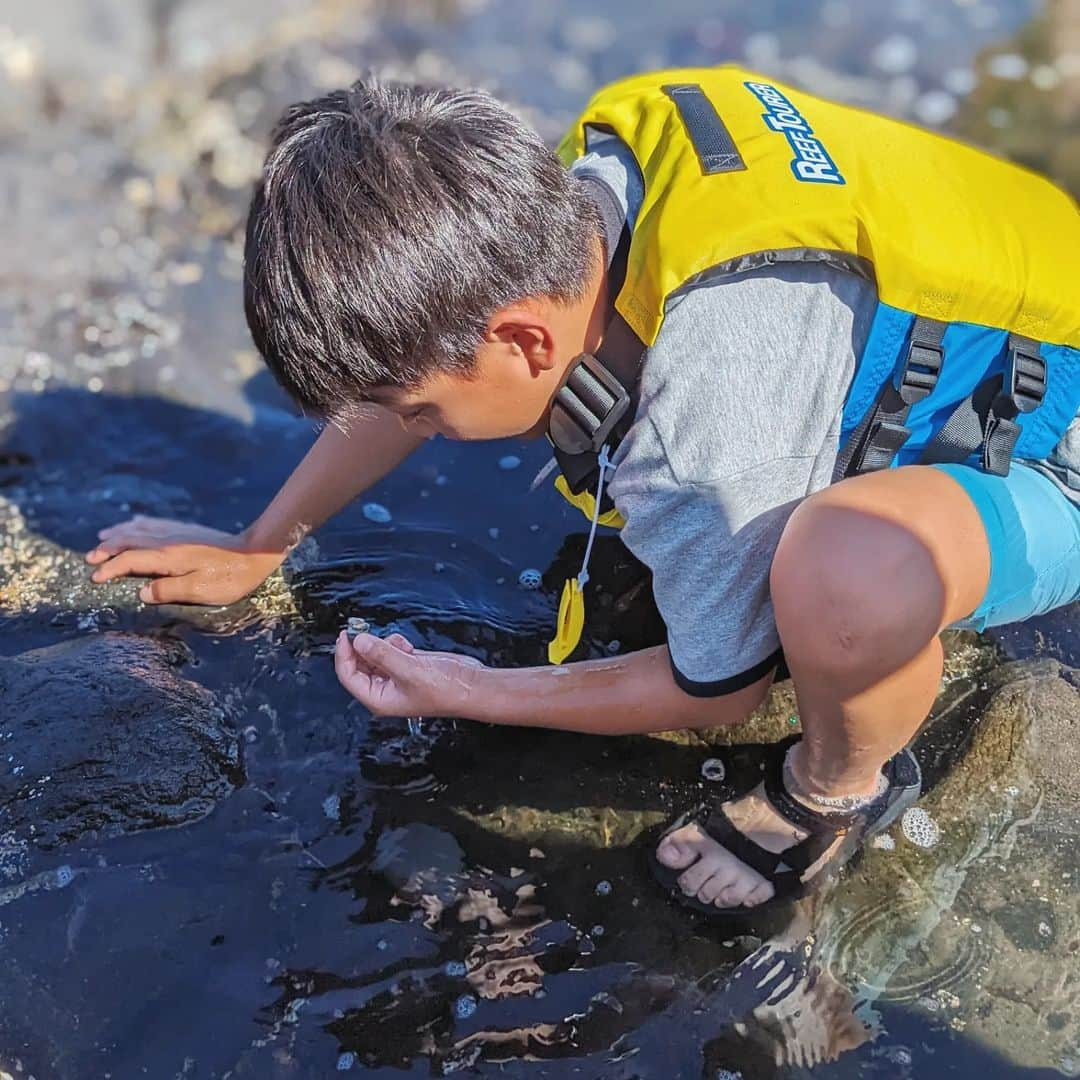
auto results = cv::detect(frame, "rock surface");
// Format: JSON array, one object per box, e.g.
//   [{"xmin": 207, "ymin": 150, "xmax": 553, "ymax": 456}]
[{"xmin": 0, "ymin": 633, "xmax": 240, "ymax": 849}]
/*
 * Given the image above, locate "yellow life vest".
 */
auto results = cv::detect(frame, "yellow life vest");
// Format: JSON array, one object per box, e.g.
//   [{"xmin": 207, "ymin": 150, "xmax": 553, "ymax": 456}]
[
  {"xmin": 546, "ymin": 65, "xmax": 1080, "ymax": 664},
  {"xmin": 557, "ymin": 65, "xmax": 1079, "ymax": 351}
]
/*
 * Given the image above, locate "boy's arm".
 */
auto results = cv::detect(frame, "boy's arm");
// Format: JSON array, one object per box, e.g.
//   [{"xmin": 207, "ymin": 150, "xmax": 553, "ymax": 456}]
[
  {"xmin": 334, "ymin": 632, "xmax": 771, "ymax": 734},
  {"xmin": 88, "ymin": 407, "xmax": 424, "ymax": 605}
]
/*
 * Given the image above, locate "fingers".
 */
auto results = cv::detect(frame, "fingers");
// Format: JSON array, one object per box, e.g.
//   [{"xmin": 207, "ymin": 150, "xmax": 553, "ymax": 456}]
[
  {"xmin": 138, "ymin": 575, "xmax": 200, "ymax": 605},
  {"xmin": 335, "ymin": 631, "xmax": 382, "ymax": 709},
  {"xmin": 90, "ymin": 517, "xmax": 192, "ymax": 563},
  {"xmin": 89, "ymin": 548, "xmax": 186, "ymax": 583},
  {"xmin": 87, "ymin": 540, "xmax": 136, "ymax": 565},
  {"xmin": 385, "ymin": 633, "xmax": 415, "ymax": 655},
  {"xmin": 351, "ymin": 633, "xmax": 413, "ymax": 679},
  {"xmin": 96, "ymin": 515, "xmax": 169, "ymax": 541},
  {"xmin": 334, "ymin": 630, "xmax": 362, "ymax": 685}
]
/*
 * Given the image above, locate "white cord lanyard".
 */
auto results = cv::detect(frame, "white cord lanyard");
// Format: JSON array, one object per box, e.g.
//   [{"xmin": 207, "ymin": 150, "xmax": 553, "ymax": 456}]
[{"xmin": 576, "ymin": 444, "xmax": 611, "ymax": 590}]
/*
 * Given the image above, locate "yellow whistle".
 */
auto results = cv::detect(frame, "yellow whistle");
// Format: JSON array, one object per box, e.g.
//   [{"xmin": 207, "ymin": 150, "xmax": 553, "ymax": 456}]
[{"xmin": 548, "ymin": 576, "xmax": 585, "ymax": 665}]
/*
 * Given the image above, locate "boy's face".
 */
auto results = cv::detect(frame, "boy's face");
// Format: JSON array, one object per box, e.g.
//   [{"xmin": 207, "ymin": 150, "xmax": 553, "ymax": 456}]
[
  {"xmin": 367, "ymin": 256, "xmax": 608, "ymax": 442},
  {"xmin": 369, "ymin": 344, "xmax": 559, "ymax": 442}
]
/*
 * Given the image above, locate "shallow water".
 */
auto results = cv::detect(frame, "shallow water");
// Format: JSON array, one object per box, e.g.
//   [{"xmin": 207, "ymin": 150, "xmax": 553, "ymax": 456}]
[{"xmin": 0, "ymin": 1, "xmax": 1078, "ymax": 1077}]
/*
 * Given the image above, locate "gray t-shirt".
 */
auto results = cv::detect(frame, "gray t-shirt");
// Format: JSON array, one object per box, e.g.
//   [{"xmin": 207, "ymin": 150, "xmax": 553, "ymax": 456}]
[{"xmin": 570, "ymin": 132, "xmax": 1079, "ymax": 695}]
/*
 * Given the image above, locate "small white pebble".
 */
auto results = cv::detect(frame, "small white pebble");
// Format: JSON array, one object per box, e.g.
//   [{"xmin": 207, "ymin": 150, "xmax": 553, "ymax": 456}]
[
  {"xmin": 871, "ymin": 834, "xmax": 896, "ymax": 851},
  {"xmin": 518, "ymin": 568, "xmax": 542, "ymax": 590},
  {"xmin": 701, "ymin": 758, "xmax": 726, "ymax": 783},
  {"xmin": 362, "ymin": 502, "xmax": 392, "ymax": 524}
]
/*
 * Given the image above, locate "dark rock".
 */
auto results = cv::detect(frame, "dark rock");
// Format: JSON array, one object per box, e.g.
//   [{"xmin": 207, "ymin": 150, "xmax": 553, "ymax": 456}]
[{"xmin": 0, "ymin": 633, "xmax": 240, "ymax": 849}]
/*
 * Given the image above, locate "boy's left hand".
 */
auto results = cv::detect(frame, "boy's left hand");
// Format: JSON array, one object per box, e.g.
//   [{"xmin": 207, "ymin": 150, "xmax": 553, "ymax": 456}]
[{"xmin": 334, "ymin": 631, "xmax": 484, "ymax": 718}]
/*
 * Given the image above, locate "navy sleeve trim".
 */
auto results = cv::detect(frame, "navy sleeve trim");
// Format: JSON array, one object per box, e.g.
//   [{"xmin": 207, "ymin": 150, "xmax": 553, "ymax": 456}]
[{"xmin": 671, "ymin": 647, "xmax": 785, "ymax": 698}]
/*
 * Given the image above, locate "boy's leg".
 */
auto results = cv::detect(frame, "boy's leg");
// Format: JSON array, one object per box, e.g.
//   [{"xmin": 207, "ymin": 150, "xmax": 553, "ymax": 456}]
[{"xmin": 657, "ymin": 465, "xmax": 997, "ymax": 909}]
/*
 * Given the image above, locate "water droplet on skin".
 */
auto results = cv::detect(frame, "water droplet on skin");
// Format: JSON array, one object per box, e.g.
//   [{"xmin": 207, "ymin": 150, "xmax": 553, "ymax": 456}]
[
  {"xmin": 518, "ymin": 568, "xmax": 542, "ymax": 590},
  {"xmin": 362, "ymin": 502, "xmax": 392, "ymax": 524}
]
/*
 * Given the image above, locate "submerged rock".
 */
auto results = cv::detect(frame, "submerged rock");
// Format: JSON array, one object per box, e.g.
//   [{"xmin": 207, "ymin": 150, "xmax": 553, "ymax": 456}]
[
  {"xmin": 0, "ymin": 633, "xmax": 240, "ymax": 849},
  {"xmin": 820, "ymin": 657, "xmax": 1080, "ymax": 1072}
]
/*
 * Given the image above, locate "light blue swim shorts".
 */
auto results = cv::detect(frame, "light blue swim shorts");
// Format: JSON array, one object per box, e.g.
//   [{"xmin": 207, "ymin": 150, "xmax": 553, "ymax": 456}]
[{"xmin": 934, "ymin": 461, "xmax": 1080, "ymax": 631}]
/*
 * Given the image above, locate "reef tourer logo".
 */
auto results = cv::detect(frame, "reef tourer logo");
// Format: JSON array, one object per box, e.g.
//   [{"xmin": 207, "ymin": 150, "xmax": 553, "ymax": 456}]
[{"xmin": 744, "ymin": 81, "xmax": 846, "ymax": 185}]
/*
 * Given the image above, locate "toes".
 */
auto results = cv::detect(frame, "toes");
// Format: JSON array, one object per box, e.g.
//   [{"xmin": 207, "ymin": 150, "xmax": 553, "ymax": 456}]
[
  {"xmin": 656, "ymin": 835, "xmax": 696, "ymax": 870},
  {"xmin": 713, "ymin": 880, "xmax": 755, "ymax": 908},
  {"xmin": 741, "ymin": 881, "xmax": 776, "ymax": 908},
  {"xmin": 677, "ymin": 854, "xmax": 725, "ymax": 896},
  {"xmin": 717, "ymin": 876, "xmax": 760, "ymax": 911}
]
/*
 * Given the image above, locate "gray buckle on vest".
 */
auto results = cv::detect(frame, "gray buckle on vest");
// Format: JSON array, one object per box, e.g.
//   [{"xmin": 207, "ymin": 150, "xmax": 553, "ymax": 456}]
[
  {"xmin": 1001, "ymin": 336, "xmax": 1047, "ymax": 416},
  {"xmin": 548, "ymin": 353, "xmax": 632, "ymax": 455},
  {"xmin": 898, "ymin": 335, "xmax": 944, "ymax": 405}
]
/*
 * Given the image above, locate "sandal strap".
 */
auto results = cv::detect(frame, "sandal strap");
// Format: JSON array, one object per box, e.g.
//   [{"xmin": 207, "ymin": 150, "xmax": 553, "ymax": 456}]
[
  {"xmin": 698, "ymin": 803, "xmax": 841, "ymax": 899},
  {"xmin": 762, "ymin": 735, "xmax": 893, "ymax": 834}
]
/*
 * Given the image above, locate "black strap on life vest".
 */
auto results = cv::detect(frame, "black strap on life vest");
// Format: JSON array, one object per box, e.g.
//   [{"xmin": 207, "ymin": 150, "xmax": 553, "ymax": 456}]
[
  {"xmin": 834, "ymin": 315, "xmax": 946, "ymax": 481},
  {"xmin": 548, "ymin": 174, "xmax": 646, "ymax": 502},
  {"xmin": 661, "ymin": 83, "xmax": 746, "ymax": 176},
  {"xmin": 919, "ymin": 333, "xmax": 1047, "ymax": 476}
]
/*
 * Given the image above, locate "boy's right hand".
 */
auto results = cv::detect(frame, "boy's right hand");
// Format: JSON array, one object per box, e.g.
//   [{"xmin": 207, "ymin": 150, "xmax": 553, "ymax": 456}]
[{"xmin": 86, "ymin": 516, "xmax": 285, "ymax": 605}]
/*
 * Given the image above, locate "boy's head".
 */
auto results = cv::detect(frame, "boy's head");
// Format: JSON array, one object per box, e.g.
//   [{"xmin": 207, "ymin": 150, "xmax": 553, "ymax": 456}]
[{"xmin": 244, "ymin": 78, "xmax": 605, "ymax": 440}]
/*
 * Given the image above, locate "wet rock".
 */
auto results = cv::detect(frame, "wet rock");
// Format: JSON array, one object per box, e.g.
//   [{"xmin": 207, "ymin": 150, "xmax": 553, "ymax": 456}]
[
  {"xmin": 819, "ymin": 658, "xmax": 1080, "ymax": 1073},
  {"xmin": 0, "ymin": 492, "xmax": 307, "ymax": 632},
  {"xmin": 0, "ymin": 633, "xmax": 240, "ymax": 849}
]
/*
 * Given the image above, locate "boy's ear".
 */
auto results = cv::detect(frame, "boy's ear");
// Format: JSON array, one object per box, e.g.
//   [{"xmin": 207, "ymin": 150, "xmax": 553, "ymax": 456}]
[{"xmin": 487, "ymin": 306, "xmax": 558, "ymax": 373}]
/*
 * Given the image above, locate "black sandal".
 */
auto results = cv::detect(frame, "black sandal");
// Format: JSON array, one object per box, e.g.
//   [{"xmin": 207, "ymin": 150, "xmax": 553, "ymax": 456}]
[{"xmin": 648, "ymin": 735, "xmax": 921, "ymax": 918}]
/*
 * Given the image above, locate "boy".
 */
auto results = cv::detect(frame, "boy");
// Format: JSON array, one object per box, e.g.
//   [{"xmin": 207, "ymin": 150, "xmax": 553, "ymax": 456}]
[{"xmin": 87, "ymin": 70, "xmax": 1080, "ymax": 915}]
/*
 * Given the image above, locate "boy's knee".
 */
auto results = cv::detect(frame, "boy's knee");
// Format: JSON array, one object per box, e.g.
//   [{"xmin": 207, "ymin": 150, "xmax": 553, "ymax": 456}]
[{"xmin": 770, "ymin": 492, "xmax": 945, "ymax": 676}]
